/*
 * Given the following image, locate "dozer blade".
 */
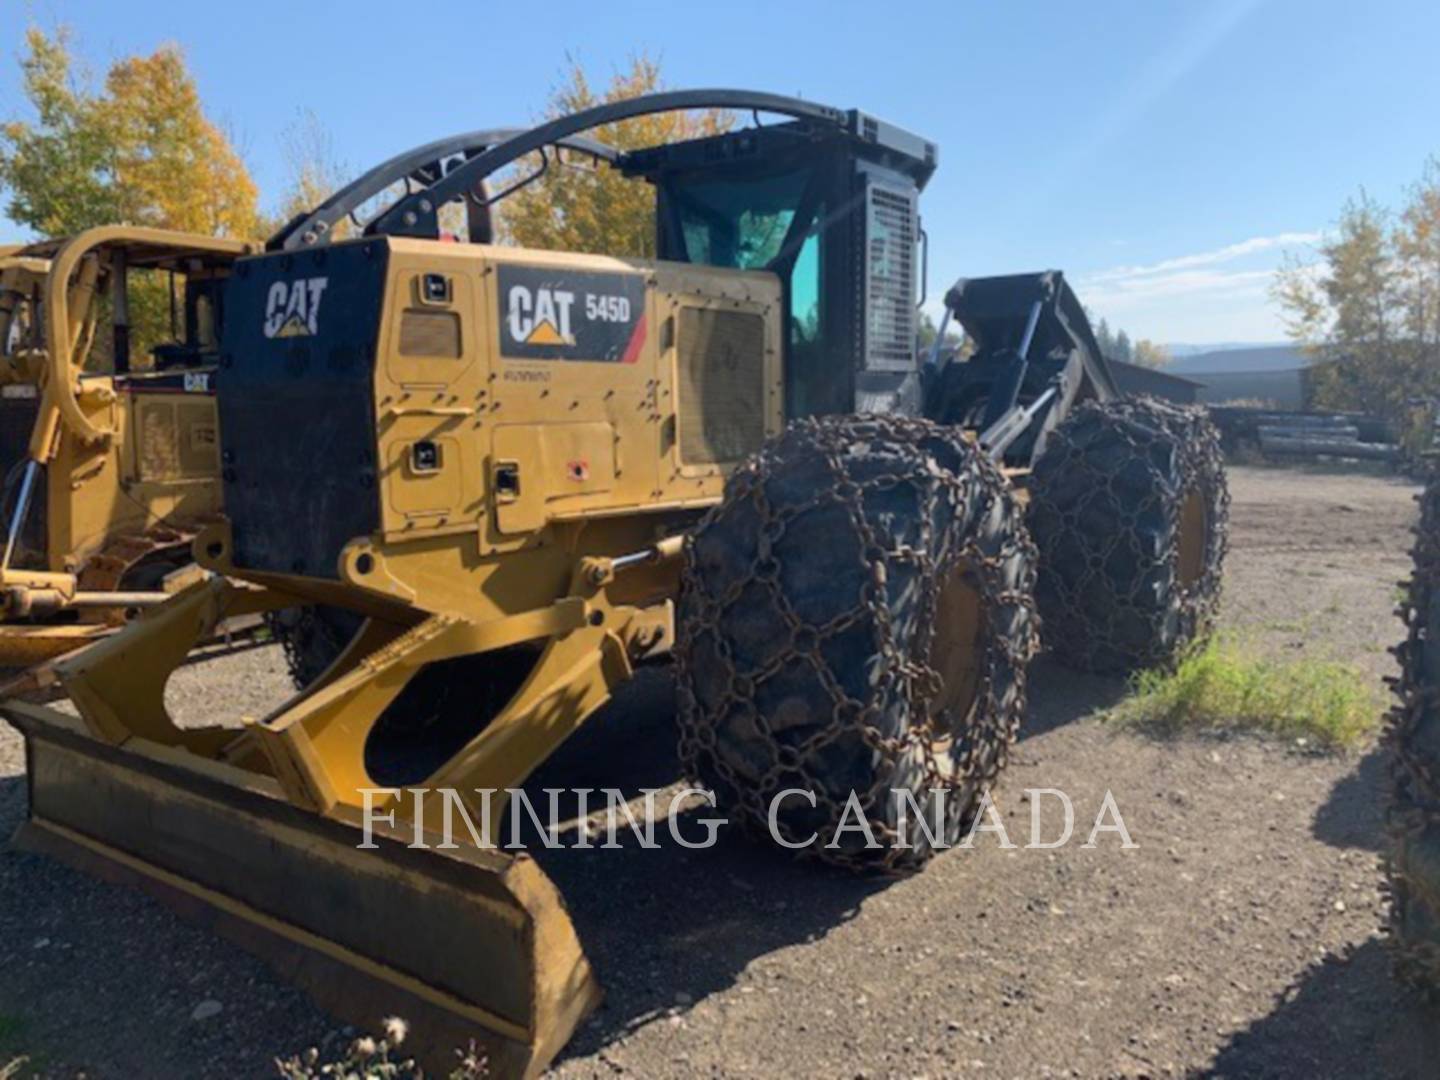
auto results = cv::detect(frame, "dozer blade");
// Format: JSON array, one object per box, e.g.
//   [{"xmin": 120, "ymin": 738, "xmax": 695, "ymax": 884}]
[{"xmin": 0, "ymin": 699, "xmax": 601, "ymax": 1078}]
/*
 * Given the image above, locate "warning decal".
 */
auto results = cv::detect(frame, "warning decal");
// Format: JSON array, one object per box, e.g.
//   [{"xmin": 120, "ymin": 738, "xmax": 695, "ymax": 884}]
[{"xmin": 498, "ymin": 264, "xmax": 647, "ymax": 363}]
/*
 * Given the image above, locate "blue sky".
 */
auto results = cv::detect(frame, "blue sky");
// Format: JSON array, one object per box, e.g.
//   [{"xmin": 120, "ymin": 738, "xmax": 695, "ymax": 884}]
[{"xmin": 4, "ymin": 0, "xmax": 1438, "ymax": 344}]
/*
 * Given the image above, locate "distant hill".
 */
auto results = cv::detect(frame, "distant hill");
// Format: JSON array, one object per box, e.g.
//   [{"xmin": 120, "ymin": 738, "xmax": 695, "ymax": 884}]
[
  {"xmin": 1164, "ymin": 342, "xmax": 1284, "ymax": 358},
  {"xmin": 1166, "ymin": 344, "xmax": 1307, "ymax": 375}
]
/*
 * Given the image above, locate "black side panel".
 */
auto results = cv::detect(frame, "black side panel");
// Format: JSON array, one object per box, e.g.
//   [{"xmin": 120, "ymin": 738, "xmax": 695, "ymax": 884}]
[{"xmin": 218, "ymin": 242, "xmax": 388, "ymax": 578}]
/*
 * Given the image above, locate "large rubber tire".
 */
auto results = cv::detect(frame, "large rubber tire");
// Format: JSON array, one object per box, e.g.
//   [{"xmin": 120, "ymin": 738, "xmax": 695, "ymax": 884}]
[
  {"xmin": 1028, "ymin": 396, "xmax": 1229, "ymax": 675},
  {"xmin": 676, "ymin": 415, "xmax": 1038, "ymax": 872},
  {"xmin": 266, "ymin": 605, "xmax": 365, "ymax": 690},
  {"xmin": 1389, "ymin": 474, "xmax": 1440, "ymax": 997}
]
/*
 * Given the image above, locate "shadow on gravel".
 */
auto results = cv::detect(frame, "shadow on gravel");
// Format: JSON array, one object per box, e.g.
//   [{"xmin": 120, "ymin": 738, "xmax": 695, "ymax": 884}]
[
  {"xmin": 537, "ymin": 811, "xmax": 886, "ymax": 1063},
  {"xmin": 1311, "ymin": 745, "xmax": 1389, "ymax": 852},
  {"xmin": 1020, "ymin": 656, "xmax": 1129, "ymax": 740},
  {"xmin": 522, "ymin": 667, "xmax": 888, "ymax": 1062},
  {"xmin": 527, "ymin": 657, "xmax": 1122, "ymax": 1065},
  {"xmin": 1208, "ymin": 938, "xmax": 1439, "ymax": 1079}
]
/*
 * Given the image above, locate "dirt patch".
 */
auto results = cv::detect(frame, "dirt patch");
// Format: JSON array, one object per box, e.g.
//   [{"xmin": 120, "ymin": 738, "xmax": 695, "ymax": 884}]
[{"xmin": 0, "ymin": 464, "xmax": 1434, "ymax": 1078}]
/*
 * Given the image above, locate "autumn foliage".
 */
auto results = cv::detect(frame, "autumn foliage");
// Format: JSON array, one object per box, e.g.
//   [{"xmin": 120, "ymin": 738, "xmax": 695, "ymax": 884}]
[
  {"xmin": 0, "ymin": 27, "xmax": 258, "ymax": 239},
  {"xmin": 1274, "ymin": 166, "xmax": 1440, "ymax": 446}
]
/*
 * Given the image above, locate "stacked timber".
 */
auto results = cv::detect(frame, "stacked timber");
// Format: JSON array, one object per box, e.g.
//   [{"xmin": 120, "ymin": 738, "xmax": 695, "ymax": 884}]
[
  {"xmin": 1257, "ymin": 415, "xmax": 1398, "ymax": 461},
  {"xmin": 1207, "ymin": 407, "xmax": 1400, "ymax": 462}
]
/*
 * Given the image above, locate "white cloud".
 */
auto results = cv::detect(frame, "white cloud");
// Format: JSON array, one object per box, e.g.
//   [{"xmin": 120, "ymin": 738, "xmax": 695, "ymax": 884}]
[
  {"xmin": 1074, "ymin": 232, "xmax": 1323, "ymax": 341},
  {"xmin": 921, "ymin": 232, "xmax": 1325, "ymax": 344},
  {"xmin": 1084, "ymin": 232, "xmax": 1322, "ymax": 285}
]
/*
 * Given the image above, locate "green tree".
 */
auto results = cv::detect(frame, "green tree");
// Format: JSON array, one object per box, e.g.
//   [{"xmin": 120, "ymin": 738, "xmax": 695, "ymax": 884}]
[
  {"xmin": 497, "ymin": 55, "xmax": 731, "ymax": 257},
  {"xmin": 917, "ymin": 310, "xmax": 964, "ymax": 354},
  {"xmin": 0, "ymin": 27, "xmax": 259, "ymax": 238},
  {"xmin": 0, "ymin": 27, "xmax": 260, "ymax": 366},
  {"xmin": 0, "ymin": 28, "xmax": 114, "ymax": 234},
  {"xmin": 1273, "ymin": 191, "xmax": 1426, "ymax": 426},
  {"xmin": 262, "ymin": 108, "xmax": 351, "ymax": 239},
  {"xmin": 1093, "ymin": 315, "xmax": 1115, "ymax": 357},
  {"xmin": 1131, "ymin": 339, "xmax": 1171, "ymax": 369},
  {"xmin": 1396, "ymin": 159, "xmax": 1440, "ymax": 362},
  {"xmin": 1112, "ymin": 328, "xmax": 1133, "ymax": 364}
]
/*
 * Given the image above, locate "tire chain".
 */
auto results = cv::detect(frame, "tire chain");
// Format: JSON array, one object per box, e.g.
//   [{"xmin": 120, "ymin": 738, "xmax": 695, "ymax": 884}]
[
  {"xmin": 266, "ymin": 605, "xmax": 360, "ymax": 690},
  {"xmin": 676, "ymin": 414, "xmax": 1038, "ymax": 873},
  {"xmin": 1029, "ymin": 396, "xmax": 1230, "ymax": 673},
  {"xmin": 1387, "ymin": 470, "xmax": 1440, "ymax": 997}
]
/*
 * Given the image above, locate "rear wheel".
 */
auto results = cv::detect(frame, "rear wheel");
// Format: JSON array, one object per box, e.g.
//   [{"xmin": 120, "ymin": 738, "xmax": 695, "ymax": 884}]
[
  {"xmin": 1390, "ymin": 474, "xmax": 1440, "ymax": 996},
  {"xmin": 676, "ymin": 415, "xmax": 1038, "ymax": 872},
  {"xmin": 1027, "ymin": 397, "xmax": 1228, "ymax": 675}
]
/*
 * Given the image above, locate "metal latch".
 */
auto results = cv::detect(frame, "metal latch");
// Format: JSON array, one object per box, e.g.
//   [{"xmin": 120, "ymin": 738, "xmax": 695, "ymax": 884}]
[{"xmin": 494, "ymin": 461, "xmax": 521, "ymax": 502}]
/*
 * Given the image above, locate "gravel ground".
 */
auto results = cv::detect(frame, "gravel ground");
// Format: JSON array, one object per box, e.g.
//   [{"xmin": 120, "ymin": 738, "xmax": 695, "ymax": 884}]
[{"xmin": 1, "ymin": 463, "xmax": 1436, "ymax": 1078}]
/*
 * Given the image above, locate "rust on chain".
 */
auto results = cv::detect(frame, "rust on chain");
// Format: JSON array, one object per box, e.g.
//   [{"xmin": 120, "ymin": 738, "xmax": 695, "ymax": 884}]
[
  {"xmin": 677, "ymin": 414, "xmax": 1039, "ymax": 873},
  {"xmin": 1030, "ymin": 397, "xmax": 1229, "ymax": 673},
  {"xmin": 1387, "ymin": 470, "xmax": 1440, "ymax": 996}
]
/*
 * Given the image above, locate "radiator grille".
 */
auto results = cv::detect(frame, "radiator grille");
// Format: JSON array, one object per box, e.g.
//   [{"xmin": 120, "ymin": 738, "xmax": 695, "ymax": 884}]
[
  {"xmin": 864, "ymin": 183, "xmax": 918, "ymax": 372},
  {"xmin": 399, "ymin": 309, "xmax": 462, "ymax": 358},
  {"xmin": 136, "ymin": 398, "xmax": 218, "ymax": 481},
  {"xmin": 676, "ymin": 308, "xmax": 766, "ymax": 466},
  {"xmin": 178, "ymin": 400, "xmax": 220, "ymax": 476}
]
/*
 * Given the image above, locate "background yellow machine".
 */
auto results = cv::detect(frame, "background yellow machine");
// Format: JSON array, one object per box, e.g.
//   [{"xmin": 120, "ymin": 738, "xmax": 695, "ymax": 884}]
[
  {"xmin": 0, "ymin": 227, "xmax": 251, "ymax": 668},
  {"xmin": 1, "ymin": 92, "xmax": 1229, "ymax": 1076}
]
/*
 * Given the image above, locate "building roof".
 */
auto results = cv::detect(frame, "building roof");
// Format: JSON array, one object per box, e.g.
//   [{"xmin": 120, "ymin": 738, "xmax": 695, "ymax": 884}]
[
  {"xmin": 1167, "ymin": 345, "xmax": 1306, "ymax": 376},
  {"xmin": 1109, "ymin": 360, "xmax": 1206, "ymax": 388}
]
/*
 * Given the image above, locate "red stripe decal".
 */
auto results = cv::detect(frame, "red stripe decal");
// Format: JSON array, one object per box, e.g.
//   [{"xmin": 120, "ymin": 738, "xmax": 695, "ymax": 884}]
[{"xmin": 620, "ymin": 313, "xmax": 647, "ymax": 365}]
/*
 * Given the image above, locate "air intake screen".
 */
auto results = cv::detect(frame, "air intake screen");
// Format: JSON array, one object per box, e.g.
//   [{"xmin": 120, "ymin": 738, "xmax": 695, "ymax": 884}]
[
  {"xmin": 136, "ymin": 399, "xmax": 218, "ymax": 481},
  {"xmin": 178, "ymin": 401, "xmax": 220, "ymax": 476},
  {"xmin": 864, "ymin": 182, "xmax": 918, "ymax": 372},
  {"xmin": 677, "ymin": 308, "xmax": 766, "ymax": 466},
  {"xmin": 399, "ymin": 309, "xmax": 462, "ymax": 358}
]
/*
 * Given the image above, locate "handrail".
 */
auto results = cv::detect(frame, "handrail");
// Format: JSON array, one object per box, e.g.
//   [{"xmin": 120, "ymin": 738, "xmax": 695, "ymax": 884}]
[
  {"xmin": 273, "ymin": 128, "xmax": 619, "ymax": 252},
  {"xmin": 367, "ymin": 90, "xmax": 855, "ymax": 239}
]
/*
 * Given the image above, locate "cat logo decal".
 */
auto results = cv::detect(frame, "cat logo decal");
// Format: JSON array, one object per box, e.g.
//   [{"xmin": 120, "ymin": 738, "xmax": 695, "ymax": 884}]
[{"xmin": 263, "ymin": 277, "xmax": 329, "ymax": 339}]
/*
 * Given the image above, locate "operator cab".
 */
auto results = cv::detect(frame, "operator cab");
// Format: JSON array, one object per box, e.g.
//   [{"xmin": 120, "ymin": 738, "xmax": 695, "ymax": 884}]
[{"xmin": 621, "ymin": 116, "xmax": 935, "ymax": 417}]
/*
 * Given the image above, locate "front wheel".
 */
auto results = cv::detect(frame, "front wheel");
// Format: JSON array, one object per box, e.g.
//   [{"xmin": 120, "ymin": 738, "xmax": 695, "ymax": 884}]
[
  {"xmin": 676, "ymin": 415, "xmax": 1038, "ymax": 872},
  {"xmin": 1027, "ymin": 397, "xmax": 1229, "ymax": 675}
]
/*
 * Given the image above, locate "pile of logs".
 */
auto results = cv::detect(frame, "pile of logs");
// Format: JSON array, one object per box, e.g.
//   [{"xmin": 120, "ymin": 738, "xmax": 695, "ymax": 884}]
[{"xmin": 1207, "ymin": 408, "xmax": 1399, "ymax": 463}]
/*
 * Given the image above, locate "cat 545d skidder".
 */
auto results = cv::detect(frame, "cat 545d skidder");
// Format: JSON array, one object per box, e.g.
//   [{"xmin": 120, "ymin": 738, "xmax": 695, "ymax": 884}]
[{"xmin": 1, "ymin": 91, "xmax": 1228, "ymax": 1077}]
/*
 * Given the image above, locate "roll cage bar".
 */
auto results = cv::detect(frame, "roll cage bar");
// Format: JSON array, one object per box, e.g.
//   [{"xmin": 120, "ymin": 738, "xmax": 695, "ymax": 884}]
[
  {"xmin": 271, "ymin": 128, "xmax": 621, "ymax": 251},
  {"xmin": 362, "ymin": 89, "xmax": 936, "ymax": 241}
]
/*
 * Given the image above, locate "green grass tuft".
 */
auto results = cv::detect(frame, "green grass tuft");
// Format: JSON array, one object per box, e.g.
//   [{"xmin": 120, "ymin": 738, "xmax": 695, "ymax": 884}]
[{"xmin": 1109, "ymin": 635, "xmax": 1380, "ymax": 751}]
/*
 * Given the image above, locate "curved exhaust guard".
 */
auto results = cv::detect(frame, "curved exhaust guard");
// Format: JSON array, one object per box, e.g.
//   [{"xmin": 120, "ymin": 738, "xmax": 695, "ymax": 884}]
[{"xmin": 0, "ymin": 700, "xmax": 601, "ymax": 1078}]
